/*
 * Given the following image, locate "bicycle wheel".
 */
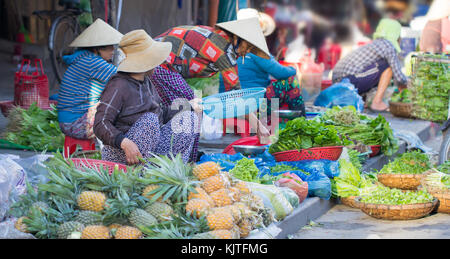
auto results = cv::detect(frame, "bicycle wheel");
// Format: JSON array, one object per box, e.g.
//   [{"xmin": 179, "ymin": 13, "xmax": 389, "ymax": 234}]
[{"xmin": 49, "ymin": 15, "xmax": 80, "ymax": 85}]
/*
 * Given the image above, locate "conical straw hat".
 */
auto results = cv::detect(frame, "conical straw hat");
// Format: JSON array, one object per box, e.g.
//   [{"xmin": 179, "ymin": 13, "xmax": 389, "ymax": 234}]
[
  {"xmin": 237, "ymin": 8, "xmax": 276, "ymax": 36},
  {"xmin": 426, "ymin": 0, "xmax": 450, "ymax": 21},
  {"xmin": 117, "ymin": 30, "xmax": 172, "ymax": 73},
  {"xmin": 69, "ymin": 18, "xmax": 124, "ymax": 47},
  {"xmin": 216, "ymin": 17, "xmax": 270, "ymax": 59}
]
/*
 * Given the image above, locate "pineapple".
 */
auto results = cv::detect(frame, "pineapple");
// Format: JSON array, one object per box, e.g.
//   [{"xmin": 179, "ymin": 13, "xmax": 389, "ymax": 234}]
[
  {"xmin": 206, "ymin": 211, "xmax": 234, "ymax": 230},
  {"xmin": 143, "ymin": 154, "xmax": 199, "ymax": 203},
  {"xmin": 228, "ymin": 187, "xmax": 241, "ymax": 202},
  {"xmin": 233, "ymin": 181, "xmax": 251, "ymax": 195},
  {"xmin": 115, "ymin": 226, "xmax": 143, "ymax": 239},
  {"xmin": 188, "ymin": 187, "xmax": 215, "ymax": 207},
  {"xmin": 77, "ymin": 191, "xmax": 106, "ymax": 212},
  {"xmin": 142, "ymin": 185, "xmax": 164, "ymax": 202},
  {"xmin": 129, "ymin": 209, "xmax": 158, "ymax": 228},
  {"xmin": 186, "ymin": 198, "xmax": 211, "ymax": 218},
  {"xmin": 14, "ymin": 217, "xmax": 29, "ymax": 233},
  {"xmin": 30, "ymin": 201, "xmax": 49, "ymax": 213},
  {"xmin": 210, "ymin": 188, "xmax": 233, "ymax": 207},
  {"xmin": 192, "ymin": 230, "xmax": 234, "ymax": 239},
  {"xmin": 238, "ymin": 219, "xmax": 252, "ymax": 238},
  {"xmin": 193, "ymin": 162, "xmax": 221, "ymax": 180},
  {"xmin": 57, "ymin": 221, "xmax": 85, "ymax": 239},
  {"xmin": 202, "ymin": 174, "xmax": 230, "ymax": 194},
  {"xmin": 75, "ymin": 211, "xmax": 103, "ymax": 226},
  {"xmin": 108, "ymin": 223, "xmax": 122, "ymax": 231},
  {"xmin": 233, "ymin": 202, "xmax": 255, "ymax": 218},
  {"xmin": 81, "ymin": 225, "xmax": 111, "ymax": 239},
  {"xmin": 209, "ymin": 206, "xmax": 242, "ymax": 222},
  {"xmin": 145, "ymin": 202, "xmax": 174, "ymax": 222}
]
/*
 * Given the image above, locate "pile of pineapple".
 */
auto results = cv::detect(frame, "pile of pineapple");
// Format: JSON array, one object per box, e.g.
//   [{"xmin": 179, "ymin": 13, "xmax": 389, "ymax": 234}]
[{"xmin": 10, "ymin": 153, "xmax": 274, "ymax": 239}]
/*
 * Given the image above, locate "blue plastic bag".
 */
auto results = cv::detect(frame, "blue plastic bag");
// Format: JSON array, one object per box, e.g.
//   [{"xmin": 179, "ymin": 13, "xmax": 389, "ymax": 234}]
[
  {"xmin": 314, "ymin": 78, "xmax": 364, "ymax": 112},
  {"xmin": 198, "ymin": 153, "xmax": 245, "ymax": 172},
  {"xmin": 281, "ymin": 160, "xmax": 340, "ymax": 179}
]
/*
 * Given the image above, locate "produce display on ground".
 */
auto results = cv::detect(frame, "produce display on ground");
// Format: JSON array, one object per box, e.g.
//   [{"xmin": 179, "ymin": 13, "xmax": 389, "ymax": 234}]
[
  {"xmin": 319, "ymin": 106, "xmax": 398, "ymax": 156},
  {"xmin": 268, "ymin": 117, "xmax": 350, "ymax": 154},
  {"xmin": 359, "ymin": 187, "xmax": 434, "ymax": 205},
  {"xmin": 378, "ymin": 151, "xmax": 432, "ymax": 175},
  {"xmin": 390, "ymin": 89, "xmax": 412, "ymax": 103},
  {"xmin": 410, "ymin": 53, "xmax": 450, "ymax": 122},
  {"xmin": 2, "ymin": 103, "xmax": 64, "ymax": 151},
  {"xmin": 422, "ymin": 169, "xmax": 450, "ymax": 190},
  {"xmin": 437, "ymin": 161, "xmax": 450, "ymax": 175}
]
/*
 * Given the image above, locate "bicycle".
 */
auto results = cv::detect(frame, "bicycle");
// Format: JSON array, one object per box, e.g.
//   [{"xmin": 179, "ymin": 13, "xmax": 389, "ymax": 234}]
[{"xmin": 33, "ymin": 2, "xmax": 88, "ymax": 85}]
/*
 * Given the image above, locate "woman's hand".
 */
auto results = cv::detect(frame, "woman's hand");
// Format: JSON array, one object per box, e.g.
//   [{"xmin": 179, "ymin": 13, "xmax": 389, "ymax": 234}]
[
  {"xmin": 189, "ymin": 98, "xmax": 204, "ymax": 113},
  {"xmin": 120, "ymin": 138, "xmax": 143, "ymax": 165}
]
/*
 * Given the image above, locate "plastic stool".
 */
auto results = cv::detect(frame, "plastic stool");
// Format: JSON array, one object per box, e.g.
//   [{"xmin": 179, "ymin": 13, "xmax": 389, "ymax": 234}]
[
  {"xmin": 64, "ymin": 136, "xmax": 96, "ymax": 158},
  {"xmin": 222, "ymin": 118, "xmax": 255, "ymax": 138}
]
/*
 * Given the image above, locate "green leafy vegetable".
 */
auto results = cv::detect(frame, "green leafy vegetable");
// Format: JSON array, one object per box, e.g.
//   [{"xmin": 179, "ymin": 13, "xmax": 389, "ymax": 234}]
[
  {"xmin": 4, "ymin": 103, "xmax": 64, "ymax": 151},
  {"xmin": 378, "ymin": 151, "xmax": 432, "ymax": 175},
  {"xmin": 229, "ymin": 158, "xmax": 260, "ymax": 183},
  {"xmin": 269, "ymin": 164, "xmax": 310, "ymax": 175},
  {"xmin": 360, "ymin": 187, "xmax": 434, "ymax": 205},
  {"xmin": 390, "ymin": 89, "xmax": 412, "ymax": 103},
  {"xmin": 269, "ymin": 117, "xmax": 349, "ymax": 154}
]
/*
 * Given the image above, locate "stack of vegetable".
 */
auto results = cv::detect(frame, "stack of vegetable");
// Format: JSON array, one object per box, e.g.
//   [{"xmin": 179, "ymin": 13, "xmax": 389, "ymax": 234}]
[
  {"xmin": 3, "ymin": 103, "xmax": 64, "ymax": 151},
  {"xmin": 319, "ymin": 106, "xmax": 398, "ymax": 156},
  {"xmin": 378, "ymin": 151, "xmax": 432, "ymax": 175},
  {"xmin": 410, "ymin": 53, "xmax": 450, "ymax": 122},
  {"xmin": 269, "ymin": 117, "xmax": 350, "ymax": 154},
  {"xmin": 331, "ymin": 159, "xmax": 376, "ymax": 198},
  {"xmin": 360, "ymin": 186, "xmax": 434, "ymax": 205}
]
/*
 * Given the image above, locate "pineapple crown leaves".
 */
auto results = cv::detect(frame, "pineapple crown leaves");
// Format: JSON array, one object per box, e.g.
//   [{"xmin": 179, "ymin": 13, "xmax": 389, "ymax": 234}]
[
  {"xmin": 22, "ymin": 206, "xmax": 59, "ymax": 239},
  {"xmin": 9, "ymin": 180, "xmax": 49, "ymax": 218},
  {"xmin": 141, "ymin": 153, "xmax": 199, "ymax": 203},
  {"xmin": 141, "ymin": 224, "xmax": 188, "ymax": 239},
  {"xmin": 103, "ymin": 187, "xmax": 149, "ymax": 224}
]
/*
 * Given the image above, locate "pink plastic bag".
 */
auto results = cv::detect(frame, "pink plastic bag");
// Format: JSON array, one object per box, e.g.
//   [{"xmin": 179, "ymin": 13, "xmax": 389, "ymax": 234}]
[{"xmin": 275, "ymin": 173, "xmax": 309, "ymax": 204}]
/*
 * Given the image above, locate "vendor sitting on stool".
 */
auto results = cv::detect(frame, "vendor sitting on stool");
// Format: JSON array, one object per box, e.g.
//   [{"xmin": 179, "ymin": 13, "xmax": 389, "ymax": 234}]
[
  {"xmin": 94, "ymin": 30, "xmax": 200, "ymax": 165},
  {"xmin": 57, "ymin": 19, "xmax": 123, "ymax": 140},
  {"xmin": 220, "ymin": 8, "xmax": 306, "ymax": 116},
  {"xmin": 332, "ymin": 18, "xmax": 409, "ymax": 112}
]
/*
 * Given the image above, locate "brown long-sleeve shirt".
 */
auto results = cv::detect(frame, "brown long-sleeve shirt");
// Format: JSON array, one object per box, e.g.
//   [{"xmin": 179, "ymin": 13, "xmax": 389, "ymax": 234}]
[{"xmin": 93, "ymin": 72, "xmax": 189, "ymax": 149}]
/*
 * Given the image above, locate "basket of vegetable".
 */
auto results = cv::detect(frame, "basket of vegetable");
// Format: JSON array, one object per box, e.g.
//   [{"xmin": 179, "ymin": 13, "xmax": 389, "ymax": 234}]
[
  {"xmin": 419, "ymin": 168, "xmax": 450, "ymax": 214},
  {"xmin": 376, "ymin": 151, "xmax": 432, "ymax": 190},
  {"xmin": 340, "ymin": 196, "xmax": 360, "ymax": 209},
  {"xmin": 389, "ymin": 89, "xmax": 413, "ymax": 118},
  {"xmin": 269, "ymin": 117, "xmax": 349, "ymax": 161},
  {"xmin": 355, "ymin": 187, "xmax": 438, "ymax": 220},
  {"xmin": 272, "ymin": 146, "xmax": 343, "ymax": 162}
]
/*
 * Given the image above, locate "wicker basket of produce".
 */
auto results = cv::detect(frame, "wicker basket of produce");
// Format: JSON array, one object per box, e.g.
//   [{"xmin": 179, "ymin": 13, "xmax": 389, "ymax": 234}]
[
  {"xmin": 419, "ymin": 169, "xmax": 450, "ymax": 214},
  {"xmin": 377, "ymin": 173, "xmax": 425, "ymax": 190},
  {"xmin": 389, "ymin": 101, "xmax": 413, "ymax": 118},
  {"xmin": 340, "ymin": 196, "xmax": 360, "ymax": 209},
  {"xmin": 355, "ymin": 197, "xmax": 438, "ymax": 220}
]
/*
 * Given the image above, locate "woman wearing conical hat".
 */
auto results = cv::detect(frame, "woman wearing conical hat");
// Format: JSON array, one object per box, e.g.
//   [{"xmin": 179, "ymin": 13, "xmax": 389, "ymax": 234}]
[
  {"xmin": 151, "ymin": 17, "xmax": 272, "ymax": 161},
  {"xmin": 93, "ymin": 30, "xmax": 200, "ymax": 165},
  {"xmin": 57, "ymin": 19, "xmax": 123, "ymax": 140}
]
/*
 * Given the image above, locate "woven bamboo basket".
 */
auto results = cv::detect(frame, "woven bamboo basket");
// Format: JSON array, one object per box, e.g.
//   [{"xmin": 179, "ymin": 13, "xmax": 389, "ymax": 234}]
[
  {"xmin": 389, "ymin": 101, "xmax": 413, "ymax": 118},
  {"xmin": 377, "ymin": 173, "xmax": 425, "ymax": 190},
  {"xmin": 340, "ymin": 196, "xmax": 360, "ymax": 209},
  {"xmin": 355, "ymin": 197, "xmax": 438, "ymax": 220},
  {"xmin": 419, "ymin": 170, "xmax": 450, "ymax": 214}
]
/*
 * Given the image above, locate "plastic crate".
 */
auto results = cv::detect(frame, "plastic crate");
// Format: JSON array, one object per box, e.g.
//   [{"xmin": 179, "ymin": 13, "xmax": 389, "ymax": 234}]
[
  {"xmin": 202, "ymin": 87, "xmax": 266, "ymax": 119},
  {"xmin": 272, "ymin": 146, "xmax": 343, "ymax": 162},
  {"xmin": 69, "ymin": 158, "xmax": 128, "ymax": 175}
]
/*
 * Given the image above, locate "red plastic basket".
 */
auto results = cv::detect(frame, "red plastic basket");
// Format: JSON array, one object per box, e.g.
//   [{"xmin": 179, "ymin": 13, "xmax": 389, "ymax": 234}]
[
  {"xmin": 0, "ymin": 100, "xmax": 57, "ymax": 117},
  {"xmin": 69, "ymin": 158, "xmax": 128, "ymax": 175},
  {"xmin": 14, "ymin": 59, "xmax": 49, "ymax": 108},
  {"xmin": 369, "ymin": 145, "xmax": 381, "ymax": 157},
  {"xmin": 272, "ymin": 146, "xmax": 343, "ymax": 162}
]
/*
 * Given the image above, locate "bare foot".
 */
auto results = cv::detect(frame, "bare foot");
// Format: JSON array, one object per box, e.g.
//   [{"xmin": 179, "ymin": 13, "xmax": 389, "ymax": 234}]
[{"xmin": 370, "ymin": 101, "xmax": 389, "ymax": 111}]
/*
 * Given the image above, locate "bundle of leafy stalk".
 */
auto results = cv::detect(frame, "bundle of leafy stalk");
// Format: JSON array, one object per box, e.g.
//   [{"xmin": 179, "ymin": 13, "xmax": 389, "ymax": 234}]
[
  {"xmin": 319, "ymin": 106, "xmax": 398, "ymax": 156},
  {"xmin": 270, "ymin": 164, "xmax": 310, "ymax": 175},
  {"xmin": 390, "ymin": 89, "xmax": 412, "ymax": 103},
  {"xmin": 229, "ymin": 157, "xmax": 260, "ymax": 183},
  {"xmin": 378, "ymin": 151, "xmax": 432, "ymax": 175},
  {"xmin": 269, "ymin": 117, "xmax": 350, "ymax": 154},
  {"xmin": 438, "ymin": 161, "xmax": 450, "ymax": 174},
  {"xmin": 4, "ymin": 103, "xmax": 65, "ymax": 151},
  {"xmin": 410, "ymin": 53, "xmax": 449, "ymax": 122}
]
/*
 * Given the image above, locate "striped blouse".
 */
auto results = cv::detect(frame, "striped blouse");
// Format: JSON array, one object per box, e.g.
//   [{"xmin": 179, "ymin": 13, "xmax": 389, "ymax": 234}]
[{"xmin": 57, "ymin": 50, "xmax": 117, "ymax": 123}]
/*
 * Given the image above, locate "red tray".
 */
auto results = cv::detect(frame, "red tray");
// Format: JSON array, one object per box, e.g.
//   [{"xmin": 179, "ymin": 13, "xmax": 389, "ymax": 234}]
[
  {"xmin": 369, "ymin": 145, "xmax": 381, "ymax": 157},
  {"xmin": 69, "ymin": 158, "xmax": 127, "ymax": 175},
  {"xmin": 273, "ymin": 146, "xmax": 344, "ymax": 162}
]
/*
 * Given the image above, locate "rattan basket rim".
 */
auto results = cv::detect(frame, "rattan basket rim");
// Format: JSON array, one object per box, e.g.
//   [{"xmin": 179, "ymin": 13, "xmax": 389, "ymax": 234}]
[{"xmin": 354, "ymin": 197, "xmax": 438, "ymax": 209}]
